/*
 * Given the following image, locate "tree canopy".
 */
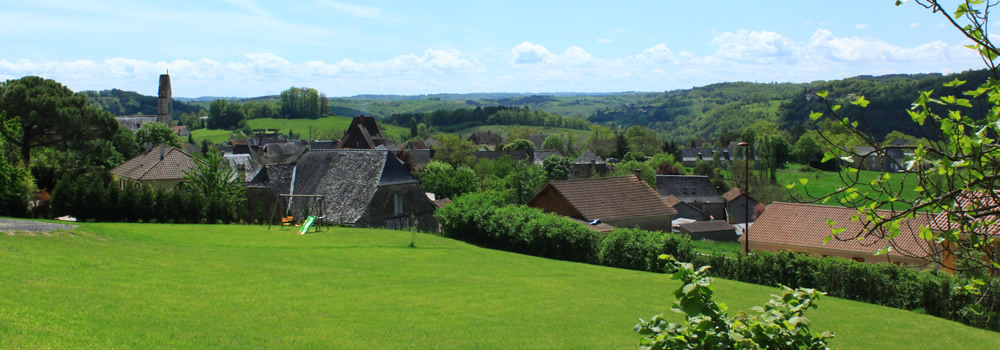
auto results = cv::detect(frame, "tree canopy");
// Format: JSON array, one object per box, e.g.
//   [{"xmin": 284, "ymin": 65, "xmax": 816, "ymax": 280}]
[{"xmin": 0, "ymin": 76, "xmax": 118, "ymax": 164}]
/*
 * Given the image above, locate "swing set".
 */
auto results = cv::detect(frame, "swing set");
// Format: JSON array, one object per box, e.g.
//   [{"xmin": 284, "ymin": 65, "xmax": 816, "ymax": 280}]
[{"xmin": 268, "ymin": 194, "xmax": 328, "ymax": 234}]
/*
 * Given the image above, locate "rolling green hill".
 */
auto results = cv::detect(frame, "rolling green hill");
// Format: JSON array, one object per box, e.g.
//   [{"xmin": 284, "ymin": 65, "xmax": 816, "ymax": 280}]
[{"xmin": 1, "ymin": 222, "xmax": 996, "ymax": 349}]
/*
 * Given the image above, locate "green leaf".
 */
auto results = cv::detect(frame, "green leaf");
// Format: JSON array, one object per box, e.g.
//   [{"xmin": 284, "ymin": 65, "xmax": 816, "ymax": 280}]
[
  {"xmin": 919, "ymin": 226, "xmax": 935, "ymax": 240},
  {"xmin": 785, "ymin": 183, "xmax": 796, "ymax": 190},
  {"xmin": 850, "ymin": 96, "xmax": 870, "ymax": 107},
  {"xmin": 816, "ymin": 90, "xmax": 829, "ymax": 98},
  {"xmin": 831, "ymin": 104, "xmax": 842, "ymax": 111},
  {"xmin": 831, "ymin": 227, "xmax": 845, "ymax": 236},
  {"xmin": 809, "ymin": 111, "xmax": 823, "ymax": 121},
  {"xmin": 823, "ymin": 235, "xmax": 831, "ymax": 245},
  {"xmin": 943, "ymin": 78, "xmax": 966, "ymax": 87},
  {"xmin": 799, "ymin": 178, "xmax": 809, "ymax": 185},
  {"xmin": 956, "ymin": 98, "xmax": 973, "ymax": 108}
]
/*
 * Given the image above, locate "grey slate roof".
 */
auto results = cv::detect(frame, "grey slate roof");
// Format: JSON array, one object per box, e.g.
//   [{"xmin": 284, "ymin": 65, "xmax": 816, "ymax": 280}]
[
  {"xmin": 655, "ymin": 175, "xmax": 725, "ymax": 204},
  {"xmin": 224, "ymin": 153, "xmax": 263, "ymax": 183},
  {"xmin": 249, "ymin": 150, "xmax": 417, "ymax": 224},
  {"xmin": 573, "ymin": 150, "xmax": 605, "ymax": 165},
  {"xmin": 533, "ymin": 150, "xmax": 562, "ymax": 165}
]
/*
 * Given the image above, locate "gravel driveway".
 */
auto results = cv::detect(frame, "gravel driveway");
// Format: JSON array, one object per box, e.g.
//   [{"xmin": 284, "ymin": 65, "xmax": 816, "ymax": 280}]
[{"xmin": 0, "ymin": 218, "xmax": 77, "ymax": 234}]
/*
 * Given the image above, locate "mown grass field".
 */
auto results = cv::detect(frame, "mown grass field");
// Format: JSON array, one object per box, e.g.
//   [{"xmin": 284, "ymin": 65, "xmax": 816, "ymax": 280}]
[
  {"xmin": 1, "ymin": 222, "xmax": 997, "ymax": 349},
  {"xmin": 775, "ymin": 164, "xmax": 921, "ymax": 207},
  {"xmin": 189, "ymin": 128, "xmax": 234, "ymax": 144}
]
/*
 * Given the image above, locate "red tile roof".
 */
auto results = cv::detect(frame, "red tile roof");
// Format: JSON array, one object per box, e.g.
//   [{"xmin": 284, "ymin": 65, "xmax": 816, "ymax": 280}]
[
  {"xmin": 743, "ymin": 202, "xmax": 935, "ymax": 259},
  {"xmin": 537, "ymin": 175, "xmax": 677, "ymax": 221},
  {"xmin": 931, "ymin": 190, "xmax": 1000, "ymax": 236}
]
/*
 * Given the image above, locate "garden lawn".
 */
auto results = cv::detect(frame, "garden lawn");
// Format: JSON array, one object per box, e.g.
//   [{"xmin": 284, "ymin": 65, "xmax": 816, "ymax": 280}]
[
  {"xmin": 1, "ymin": 222, "xmax": 997, "ymax": 349},
  {"xmin": 776, "ymin": 164, "xmax": 922, "ymax": 208}
]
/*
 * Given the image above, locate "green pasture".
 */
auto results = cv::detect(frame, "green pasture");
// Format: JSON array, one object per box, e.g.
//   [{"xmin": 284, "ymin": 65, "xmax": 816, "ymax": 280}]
[
  {"xmin": 0, "ymin": 222, "xmax": 996, "ymax": 349},
  {"xmin": 247, "ymin": 116, "xmax": 410, "ymax": 140},
  {"xmin": 776, "ymin": 164, "xmax": 921, "ymax": 207},
  {"xmin": 189, "ymin": 128, "xmax": 234, "ymax": 144}
]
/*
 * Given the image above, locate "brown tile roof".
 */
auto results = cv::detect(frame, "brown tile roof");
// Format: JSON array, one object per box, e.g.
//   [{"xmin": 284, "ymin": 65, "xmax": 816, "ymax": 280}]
[
  {"xmin": 111, "ymin": 145, "xmax": 203, "ymax": 181},
  {"xmin": 742, "ymin": 202, "xmax": 935, "ymax": 259},
  {"xmin": 539, "ymin": 175, "xmax": 678, "ymax": 221},
  {"xmin": 931, "ymin": 190, "xmax": 1000, "ymax": 236},
  {"xmin": 663, "ymin": 195, "xmax": 682, "ymax": 207},
  {"xmin": 722, "ymin": 187, "xmax": 742, "ymax": 202}
]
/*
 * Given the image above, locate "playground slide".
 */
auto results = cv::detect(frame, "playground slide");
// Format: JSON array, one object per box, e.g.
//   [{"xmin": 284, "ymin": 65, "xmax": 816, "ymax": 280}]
[{"xmin": 298, "ymin": 216, "xmax": 316, "ymax": 235}]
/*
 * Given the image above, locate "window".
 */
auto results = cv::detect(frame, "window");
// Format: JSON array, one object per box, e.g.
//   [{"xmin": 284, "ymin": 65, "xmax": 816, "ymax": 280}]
[
  {"xmin": 394, "ymin": 193, "xmax": 403, "ymax": 216},
  {"xmin": 852, "ymin": 257, "xmax": 865, "ymax": 263}
]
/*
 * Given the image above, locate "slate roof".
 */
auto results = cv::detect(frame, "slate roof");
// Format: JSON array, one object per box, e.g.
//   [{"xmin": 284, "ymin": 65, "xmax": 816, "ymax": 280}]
[
  {"xmin": 679, "ymin": 220, "xmax": 735, "ymax": 233},
  {"xmin": 656, "ymin": 175, "xmax": 725, "ymax": 204},
  {"xmin": 533, "ymin": 175, "xmax": 677, "ymax": 221},
  {"xmin": 224, "ymin": 153, "xmax": 263, "ymax": 183},
  {"xmin": 468, "ymin": 130, "xmax": 503, "ymax": 146},
  {"xmin": 249, "ymin": 150, "xmax": 418, "ymax": 224},
  {"xmin": 573, "ymin": 150, "xmax": 605, "ymax": 165},
  {"xmin": 742, "ymin": 202, "xmax": 935, "ymax": 259},
  {"xmin": 528, "ymin": 134, "xmax": 548, "ymax": 150},
  {"xmin": 474, "ymin": 150, "xmax": 532, "ymax": 162},
  {"xmin": 681, "ymin": 148, "xmax": 735, "ymax": 162},
  {"xmin": 533, "ymin": 150, "xmax": 562, "ymax": 165},
  {"xmin": 338, "ymin": 115, "xmax": 388, "ymax": 149},
  {"xmin": 112, "ymin": 145, "xmax": 202, "ymax": 181}
]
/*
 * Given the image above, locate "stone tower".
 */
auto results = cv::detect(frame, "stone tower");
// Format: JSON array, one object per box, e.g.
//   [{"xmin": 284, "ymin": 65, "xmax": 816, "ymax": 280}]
[{"xmin": 157, "ymin": 73, "xmax": 172, "ymax": 124}]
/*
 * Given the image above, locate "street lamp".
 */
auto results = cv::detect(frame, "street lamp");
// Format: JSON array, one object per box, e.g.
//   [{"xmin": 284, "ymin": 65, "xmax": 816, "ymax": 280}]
[{"xmin": 738, "ymin": 142, "xmax": 750, "ymax": 256}]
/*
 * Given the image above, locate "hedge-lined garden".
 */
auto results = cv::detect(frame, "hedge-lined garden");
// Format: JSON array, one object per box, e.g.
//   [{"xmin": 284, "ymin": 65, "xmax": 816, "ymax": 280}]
[{"xmin": 435, "ymin": 192, "xmax": 1000, "ymax": 332}]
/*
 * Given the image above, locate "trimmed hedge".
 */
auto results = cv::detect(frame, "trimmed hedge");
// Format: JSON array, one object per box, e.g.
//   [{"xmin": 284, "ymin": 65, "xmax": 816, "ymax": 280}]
[
  {"xmin": 436, "ymin": 191, "xmax": 1000, "ymax": 332},
  {"xmin": 50, "ymin": 174, "xmax": 239, "ymax": 224}
]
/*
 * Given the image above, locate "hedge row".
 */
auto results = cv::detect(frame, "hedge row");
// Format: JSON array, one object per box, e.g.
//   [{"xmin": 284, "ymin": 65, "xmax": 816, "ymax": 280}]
[
  {"xmin": 50, "ymin": 174, "xmax": 244, "ymax": 224},
  {"xmin": 435, "ymin": 192, "xmax": 1000, "ymax": 331}
]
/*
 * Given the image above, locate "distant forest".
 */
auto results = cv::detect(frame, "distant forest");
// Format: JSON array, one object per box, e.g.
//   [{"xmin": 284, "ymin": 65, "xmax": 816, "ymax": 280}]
[
  {"xmin": 84, "ymin": 69, "xmax": 993, "ymax": 142},
  {"xmin": 84, "ymin": 89, "xmax": 202, "ymax": 118}
]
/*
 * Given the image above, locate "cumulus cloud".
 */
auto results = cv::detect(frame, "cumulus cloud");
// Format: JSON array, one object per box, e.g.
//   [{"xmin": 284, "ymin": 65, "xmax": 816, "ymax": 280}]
[
  {"xmin": 636, "ymin": 44, "xmax": 675, "ymax": 64},
  {"xmin": 0, "ymin": 50, "xmax": 484, "ymax": 96},
  {"xmin": 510, "ymin": 41, "xmax": 553, "ymax": 64},
  {"xmin": 855, "ymin": 24, "xmax": 868, "ymax": 29},
  {"xmin": 711, "ymin": 29, "xmax": 798, "ymax": 63}
]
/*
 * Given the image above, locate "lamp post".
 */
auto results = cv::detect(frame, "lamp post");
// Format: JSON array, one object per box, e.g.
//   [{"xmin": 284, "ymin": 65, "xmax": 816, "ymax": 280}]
[{"xmin": 738, "ymin": 142, "xmax": 750, "ymax": 256}]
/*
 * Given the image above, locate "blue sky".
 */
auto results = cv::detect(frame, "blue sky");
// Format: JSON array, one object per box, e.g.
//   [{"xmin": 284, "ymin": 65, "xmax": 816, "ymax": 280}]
[{"xmin": 0, "ymin": 0, "xmax": 988, "ymax": 97}]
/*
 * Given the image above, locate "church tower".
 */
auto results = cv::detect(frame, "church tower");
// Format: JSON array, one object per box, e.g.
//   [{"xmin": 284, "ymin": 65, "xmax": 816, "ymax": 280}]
[{"xmin": 157, "ymin": 73, "xmax": 172, "ymax": 124}]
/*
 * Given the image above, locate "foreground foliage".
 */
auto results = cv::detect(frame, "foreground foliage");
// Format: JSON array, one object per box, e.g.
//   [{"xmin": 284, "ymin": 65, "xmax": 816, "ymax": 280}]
[{"xmin": 637, "ymin": 256, "xmax": 833, "ymax": 350}]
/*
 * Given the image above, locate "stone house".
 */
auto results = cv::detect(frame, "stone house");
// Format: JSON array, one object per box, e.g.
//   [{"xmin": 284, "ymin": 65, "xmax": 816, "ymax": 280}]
[
  {"xmin": 527, "ymin": 175, "xmax": 678, "ymax": 232},
  {"xmin": 111, "ymin": 145, "xmax": 202, "ymax": 189},
  {"xmin": 655, "ymin": 175, "xmax": 726, "ymax": 221}
]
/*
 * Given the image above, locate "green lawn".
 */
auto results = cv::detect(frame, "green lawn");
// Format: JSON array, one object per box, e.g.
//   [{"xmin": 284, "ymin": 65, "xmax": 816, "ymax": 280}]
[
  {"xmin": 190, "ymin": 128, "xmax": 234, "ymax": 144},
  {"xmin": 1, "ymin": 222, "xmax": 997, "ymax": 348},
  {"xmin": 690, "ymin": 239, "xmax": 743, "ymax": 257},
  {"xmin": 775, "ymin": 164, "xmax": 921, "ymax": 207}
]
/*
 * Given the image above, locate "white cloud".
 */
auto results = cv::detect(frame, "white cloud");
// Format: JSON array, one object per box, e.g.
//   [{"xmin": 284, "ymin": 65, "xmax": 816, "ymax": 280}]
[
  {"xmin": 855, "ymin": 24, "xmax": 868, "ymax": 29},
  {"xmin": 911, "ymin": 22, "xmax": 920, "ymax": 28},
  {"xmin": 636, "ymin": 44, "xmax": 675, "ymax": 64},
  {"xmin": 711, "ymin": 30, "xmax": 798, "ymax": 63},
  {"xmin": 597, "ymin": 38, "xmax": 613, "ymax": 44},
  {"xmin": 510, "ymin": 41, "xmax": 553, "ymax": 64}
]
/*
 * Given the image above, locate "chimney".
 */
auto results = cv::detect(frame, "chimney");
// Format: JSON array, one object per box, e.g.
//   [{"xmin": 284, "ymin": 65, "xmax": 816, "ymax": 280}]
[
  {"xmin": 145, "ymin": 142, "xmax": 153, "ymax": 153},
  {"xmin": 159, "ymin": 144, "xmax": 166, "ymax": 160},
  {"xmin": 634, "ymin": 169, "xmax": 643, "ymax": 182}
]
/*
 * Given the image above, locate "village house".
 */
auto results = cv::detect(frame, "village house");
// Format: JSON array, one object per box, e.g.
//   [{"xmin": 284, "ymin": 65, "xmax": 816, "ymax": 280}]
[
  {"xmin": 656, "ymin": 175, "xmax": 726, "ymax": 221},
  {"xmin": 247, "ymin": 149, "xmax": 438, "ymax": 232},
  {"xmin": 930, "ymin": 190, "xmax": 1000, "ymax": 269},
  {"xmin": 852, "ymin": 146, "xmax": 908, "ymax": 172},
  {"xmin": 570, "ymin": 150, "xmax": 608, "ymax": 178},
  {"xmin": 467, "ymin": 130, "xmax": 503, "ymax": 150},
  {"xmin": 111, "ymin": 144, "xmax": 202, "ymax": 189},
  {"xmin": 722, "ymin": 187, "xmax": 759, "ymax": 224},
  {"xmin": 680, "ymin": 147, "xmax": 734, "ymax": 167},
  {"xmin": 339, "ymin": 115, "xmax": 389, "ymax": 149},
  {"xmin": 527, "ymin": 175, "xmax": 678, "ymax": 232},
  {"xmin": 663, "ymin": 194, "xmax": 706, "ymax": 221},
  {"xmin": 743, "ymin": 202, "xmax": 936, "ymax": 267}
]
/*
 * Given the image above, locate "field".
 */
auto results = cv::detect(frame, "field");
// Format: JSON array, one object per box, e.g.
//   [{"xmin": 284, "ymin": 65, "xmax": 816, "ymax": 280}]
[
  {"xmin": 189, "ymin": 116, "xmax": 412, "ymax": 144},
  {"xmin": 451, "ymin": 124, "xmax": 591, "ymax": 144},
  {"xmin": 775, "ymin": 164, "xmax": 921, "ymax": 207},
  {"xmin": 1, "ymin": 222, "xmax": 997, "ymax": 349}
]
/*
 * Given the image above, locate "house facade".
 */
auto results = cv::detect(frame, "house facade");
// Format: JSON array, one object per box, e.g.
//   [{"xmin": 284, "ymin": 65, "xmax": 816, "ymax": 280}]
[
  {"xmin": 247, "ymin": 149, "xmax": 438, "ymax": 232},
  {"xmin": 655, "ymin": 175, "xmax": 726, "ymax": 221},
  {"xmin": 722, "ymin": 187, "xmax": 759, "ymax": 224}
]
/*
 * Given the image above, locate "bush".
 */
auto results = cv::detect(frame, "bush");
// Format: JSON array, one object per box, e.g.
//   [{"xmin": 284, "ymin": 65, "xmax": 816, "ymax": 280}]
[{"xmin": 597, "ymin": 229, "xmax": 668, "ymax": 272}]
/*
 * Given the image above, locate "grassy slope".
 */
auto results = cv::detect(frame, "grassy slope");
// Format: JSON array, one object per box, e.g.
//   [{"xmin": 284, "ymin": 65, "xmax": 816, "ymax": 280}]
[
  {"xmin": 776, "ymin": 164, "xmax": 921, "ymax": 207},
  {"xmin": 1, "ymin": 223, "xmax": 997, "ymax": 349},
  {"xmin": 451, "ymin": 125, "xmax": 591, "ymax": 145},
  {"xmin": 189, "ymin": 128, "xmax": 233, "ymax": 144}
]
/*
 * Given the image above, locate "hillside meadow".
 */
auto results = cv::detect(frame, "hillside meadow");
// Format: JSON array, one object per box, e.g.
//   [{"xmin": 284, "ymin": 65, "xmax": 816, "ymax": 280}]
[
  {"xmin": 190, "ymin": 116, "xmax": 412, "ymax": 145},
  {"xmin": 0, "ymin": 222, "xmax": 996, "ymax": 349}
]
